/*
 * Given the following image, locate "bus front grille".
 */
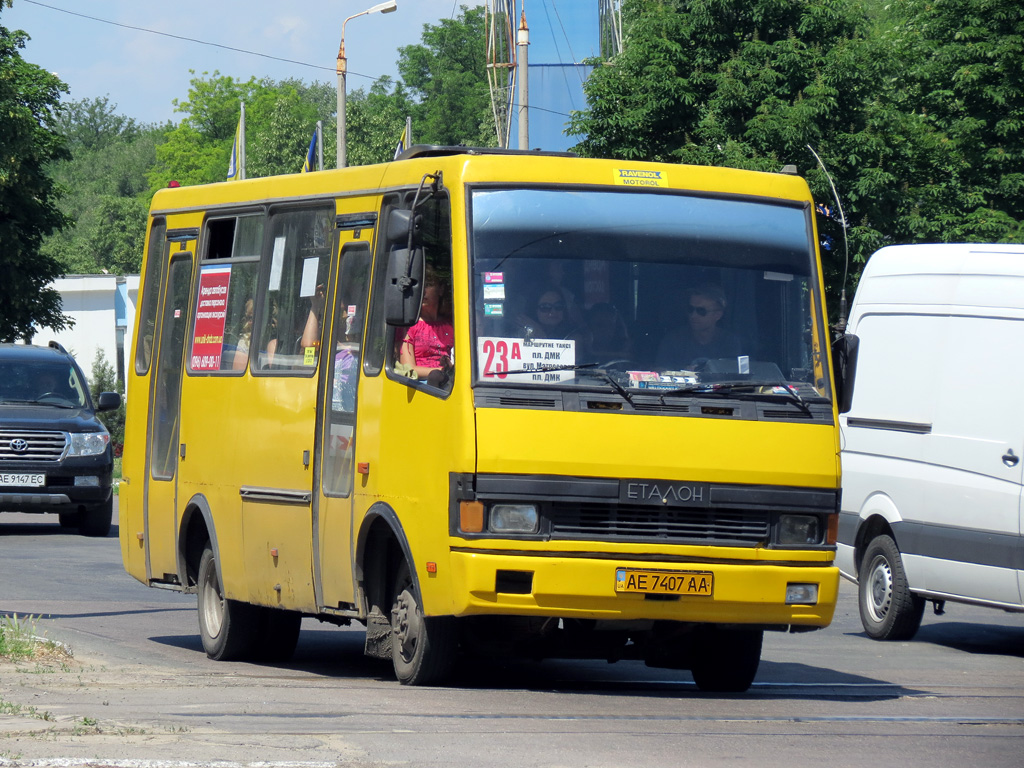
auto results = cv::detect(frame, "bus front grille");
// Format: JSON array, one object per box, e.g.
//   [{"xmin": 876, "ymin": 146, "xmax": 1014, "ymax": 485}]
[{"xmin": 548, "ymin": 502, "xmax": 770, "ymax": 546}]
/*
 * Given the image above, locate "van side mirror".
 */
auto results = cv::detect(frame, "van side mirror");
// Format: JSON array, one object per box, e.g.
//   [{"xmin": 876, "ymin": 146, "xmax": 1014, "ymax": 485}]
[
  {"xmin": 96, "ymin": 392, "xmax": 122, "ymax": 412},
  {"xmin": 831, "ymin": 333, "xmax": 859, "ymax": 414},
  {"xmin": 384, "ymin": 247, "xmax": 425, "ymax": 327}
]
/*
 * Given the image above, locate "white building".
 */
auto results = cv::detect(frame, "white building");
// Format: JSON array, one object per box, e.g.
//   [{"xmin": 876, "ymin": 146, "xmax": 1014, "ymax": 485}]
[{"xmin": 32, "ymin": 274, "xmax": 140, "ymax": 388}]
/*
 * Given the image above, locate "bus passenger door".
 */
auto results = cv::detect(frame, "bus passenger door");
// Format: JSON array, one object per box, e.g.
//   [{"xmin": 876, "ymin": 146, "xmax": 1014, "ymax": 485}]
[
  {"xmin": 145, "ymin": 251, "xmax": 194, "ymax": 583},
  {"xmin": 315, "ymin": 232, "xmax": 374, "ymax": 611}
]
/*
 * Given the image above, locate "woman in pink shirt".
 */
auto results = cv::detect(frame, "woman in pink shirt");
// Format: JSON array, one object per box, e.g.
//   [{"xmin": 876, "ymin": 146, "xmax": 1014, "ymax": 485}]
[{"xmin": 400, "ymin": 270, "xmax": 453, "ymax": 380}]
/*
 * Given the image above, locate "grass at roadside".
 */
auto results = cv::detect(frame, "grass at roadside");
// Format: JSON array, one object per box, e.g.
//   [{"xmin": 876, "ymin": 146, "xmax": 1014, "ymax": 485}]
[
  {"xmin": 113, "ymin": 455, "xmax": 122, "ymax": 494},
  {"xmin": 0, "ymin": 614, "xmax": 73, "ymax": 664}
]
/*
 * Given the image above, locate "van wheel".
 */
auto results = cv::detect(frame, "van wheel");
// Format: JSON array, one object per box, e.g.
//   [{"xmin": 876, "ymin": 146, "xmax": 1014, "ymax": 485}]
[
  {"xmin": 689, "ymin": 626, "xmax": 763, "ymax": 693},
  {"xmin": 859, "ymin": 534, "xmax": 925, "ymax": 640},
  {"xmin": 197, "ymin": 545, "xmax": 258, "ymax": 660},
  {"xmin": 390, "ymin": 560, "xmax": 458, "ymax": 685},
  {"xmin": 79, "ymin": 498, "xmax": 112, "ymax": 537}
]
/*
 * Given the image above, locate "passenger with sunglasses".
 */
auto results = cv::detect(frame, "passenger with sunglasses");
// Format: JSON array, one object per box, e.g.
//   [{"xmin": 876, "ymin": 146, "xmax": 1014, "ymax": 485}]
[
  {"xmin": 521, "ymin": 286, "xmax": 587, "ymax": 344},
  {"xmin": 655, "ymin": 284, "xmax": 744, "ymax": 370}
]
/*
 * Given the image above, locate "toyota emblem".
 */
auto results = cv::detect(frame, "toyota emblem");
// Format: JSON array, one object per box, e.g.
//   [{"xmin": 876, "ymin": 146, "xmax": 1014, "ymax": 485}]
[{"xmin": 10, "ymin": 438, "xmax": 29, "ymax": 453}]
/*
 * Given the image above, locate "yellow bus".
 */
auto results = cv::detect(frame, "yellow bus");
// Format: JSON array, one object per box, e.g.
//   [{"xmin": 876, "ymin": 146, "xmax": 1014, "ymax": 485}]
[{"xmin": 121, "ymin": 146, "xmax": 852, "ymax": 692}]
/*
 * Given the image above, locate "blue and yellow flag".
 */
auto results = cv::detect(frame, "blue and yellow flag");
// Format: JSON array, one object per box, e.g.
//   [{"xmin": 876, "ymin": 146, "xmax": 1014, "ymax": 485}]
[
  {"xmin": 227, "ymin": 103, "xmax": 245, "ymax": 181},
  {"xmin": 393, "ymin": 122, "xmax": 408, "ymax": 160},
  {"xmin": 301, "ymin": 125, "xmax": 318, "ymax": 173}
]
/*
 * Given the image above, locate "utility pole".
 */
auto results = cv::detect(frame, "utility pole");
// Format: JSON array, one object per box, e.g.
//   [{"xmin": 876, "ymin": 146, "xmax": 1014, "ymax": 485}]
[{"xmin": 516, "ymin": 6, "xmax": 529, "ymax": 150}]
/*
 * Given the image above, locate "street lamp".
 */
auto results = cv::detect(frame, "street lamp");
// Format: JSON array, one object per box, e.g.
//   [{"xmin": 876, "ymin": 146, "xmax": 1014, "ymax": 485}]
[{"xmin": 337, "ymin": 0, "xmax": 398, "ymax": 168}]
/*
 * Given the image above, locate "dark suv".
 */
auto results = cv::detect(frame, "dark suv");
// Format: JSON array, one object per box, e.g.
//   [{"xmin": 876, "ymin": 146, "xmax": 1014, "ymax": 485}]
[{"xmin": 0, "ymin": 342, "xmax": 122, "ymax": 536}]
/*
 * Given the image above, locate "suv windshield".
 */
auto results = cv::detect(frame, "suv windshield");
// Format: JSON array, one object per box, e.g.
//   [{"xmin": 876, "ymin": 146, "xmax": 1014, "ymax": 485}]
[
  {"xmin": 470, "ymin": 187, "xmax": 829, "ymax": 402},
  {"xmin": 0, "ymin": 360, "xmax": 89, "ymax": 409}
]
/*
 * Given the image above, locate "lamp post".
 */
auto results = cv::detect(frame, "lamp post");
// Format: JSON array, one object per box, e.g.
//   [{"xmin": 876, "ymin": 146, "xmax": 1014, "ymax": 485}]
[{"xmin": 337, "ymin": 0, "xmax": 398, "ymax": 168}]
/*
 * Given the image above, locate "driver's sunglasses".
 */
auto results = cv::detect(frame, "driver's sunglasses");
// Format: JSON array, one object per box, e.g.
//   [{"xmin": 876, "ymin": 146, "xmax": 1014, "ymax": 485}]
[
  {"xmin": 687, "ymin": 305, "xmax": 713, "ymax": 316},
  {"xmin": 538, "ymin": 302, "xmax": 566, "ymax": 313}
]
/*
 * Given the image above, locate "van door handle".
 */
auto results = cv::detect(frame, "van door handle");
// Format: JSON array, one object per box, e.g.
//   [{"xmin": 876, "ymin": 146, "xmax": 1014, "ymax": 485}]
[{"xmin": 1002, "ymin": 449, "xmax": 1019, "ymax": 467}]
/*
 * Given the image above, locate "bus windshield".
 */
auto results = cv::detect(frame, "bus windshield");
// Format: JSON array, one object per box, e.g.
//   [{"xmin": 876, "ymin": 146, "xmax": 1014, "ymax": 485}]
[{"xmin": 470, "ymin": 187, "xmax": 829, "ymax": 401}]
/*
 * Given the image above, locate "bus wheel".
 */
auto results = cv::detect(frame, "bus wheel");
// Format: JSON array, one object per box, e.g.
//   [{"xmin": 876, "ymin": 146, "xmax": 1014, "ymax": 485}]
[
  {"xmin": 389, "ymin": 561, "xmax": 457, "ymax": 685},
  {"xmin": 251, "ymin": 608, "xmax": 302, "ymax": 662},
  {"xmin": 197, "ymin": 545, "xmax": 258, "ymax": 661},
  {"xmin": 859, "ymin": 534, "xmax": 924, "ymax": 641},
  {"xmin": 689, "ymin": 626, "xmax": 763, "ymax": 693}
]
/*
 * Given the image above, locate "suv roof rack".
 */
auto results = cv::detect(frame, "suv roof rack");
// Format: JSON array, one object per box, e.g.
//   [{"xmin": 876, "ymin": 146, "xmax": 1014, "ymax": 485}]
[
  {"xmin": 48, "ymin": 340, "xmax": 68, "ymax": 354},
  {"xmin": 395, "ymin": 144, "xmax": 577, "ymax": 161}
]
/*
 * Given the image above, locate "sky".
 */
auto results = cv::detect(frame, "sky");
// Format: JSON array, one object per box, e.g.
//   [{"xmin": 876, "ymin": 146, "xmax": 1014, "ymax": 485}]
[{"xmin": 6, "ymin": 0, "xmax": 599, "ymax": 128}]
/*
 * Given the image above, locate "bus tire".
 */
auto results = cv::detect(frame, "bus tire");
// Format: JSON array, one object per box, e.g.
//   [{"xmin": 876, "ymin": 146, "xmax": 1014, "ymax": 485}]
[
  {"xmin": 251, "ymin": 607, "xmax": 302, "ymax": 662},
  {"xmin": 858, "ymin": 534, "xmax": 924, "ymax": 641},
  {"xmin": 689, "ymin": 626, "xmax": 763, "ymax": 693},
  {"xmin": 79, "ymin": 498, "xmax": 112, "ymax": 537},
  {"xmin": 390, "ymin": 560, "xmax": 457, "ymax": 685},
  {"xmin": 197, "ymin": 545, "xmax": 258, "ymax": 661}
]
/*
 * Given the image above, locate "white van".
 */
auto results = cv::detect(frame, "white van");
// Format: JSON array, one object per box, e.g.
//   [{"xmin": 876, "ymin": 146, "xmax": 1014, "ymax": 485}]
[{"xmin": 837, "ymin": 243, "xmax": 1024, "ymax": 640}]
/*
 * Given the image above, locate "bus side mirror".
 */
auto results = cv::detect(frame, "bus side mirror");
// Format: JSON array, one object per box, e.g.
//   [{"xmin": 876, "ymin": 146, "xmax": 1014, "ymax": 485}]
[
  {"xmin": 384, "ymin": 246, "xmax": 425, "ymax": 327},
  {"xmin": 387, "ymin": 209, "xmax": 417, "ymax": 243},
  {"xmin": 832, "ymin": 333, "xmax": 859, "ymax": 414}
]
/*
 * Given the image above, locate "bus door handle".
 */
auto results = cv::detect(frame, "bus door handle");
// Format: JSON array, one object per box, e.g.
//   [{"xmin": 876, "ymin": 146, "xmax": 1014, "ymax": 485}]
[{"xmin": 180, "ymin": 443, "xmax": 186, "ymax": 460}]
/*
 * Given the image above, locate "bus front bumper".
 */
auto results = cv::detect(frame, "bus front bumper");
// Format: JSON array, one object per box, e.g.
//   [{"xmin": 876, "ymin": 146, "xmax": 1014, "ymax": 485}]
[{"xmin": 446, "ymin": 549, "xmax": 839, "ymax": 628}]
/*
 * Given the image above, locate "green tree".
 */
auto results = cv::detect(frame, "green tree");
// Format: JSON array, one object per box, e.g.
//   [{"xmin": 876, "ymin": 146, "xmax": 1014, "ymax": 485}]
[
  {"xmin": 398, "ymin": 5, "xmax": 495, "ymax": 146},
  {"xmin": 41, "ymin": 96, "xmax": 163, "ymax": 275},
  {"xmin": 0, "ymin": 1, "xmax": 71, "ymax": 341},
  {"xmin": 345, "ymin": 79, "xmax": 414, "ymax": 166}
]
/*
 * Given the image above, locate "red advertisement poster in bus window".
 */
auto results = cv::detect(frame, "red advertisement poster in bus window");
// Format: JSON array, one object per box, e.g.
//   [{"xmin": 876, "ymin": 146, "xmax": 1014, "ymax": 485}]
[{"xmin": 190, "ymin": 265, "xmax": 232, "ymax": 371}]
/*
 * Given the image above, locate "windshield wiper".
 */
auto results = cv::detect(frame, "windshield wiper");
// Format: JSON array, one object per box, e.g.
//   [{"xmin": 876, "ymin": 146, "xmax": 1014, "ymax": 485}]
[
  {"xmin": 658, "ymin": 381, "xmax": 815, "ymax": 414},
  {"xmin": 498, "ymin": 362, "xmax": 636, "ymax": 406}
]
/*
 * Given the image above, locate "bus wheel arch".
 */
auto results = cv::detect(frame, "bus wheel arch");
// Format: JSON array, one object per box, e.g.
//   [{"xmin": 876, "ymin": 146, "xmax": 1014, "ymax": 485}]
[
  {"xmin": 178, "ymin": 495, "xmax": 218, "ymax": 591},
  {"xmin": 355, "ymin": 504, "xmax": 458, "ymax": 684}
]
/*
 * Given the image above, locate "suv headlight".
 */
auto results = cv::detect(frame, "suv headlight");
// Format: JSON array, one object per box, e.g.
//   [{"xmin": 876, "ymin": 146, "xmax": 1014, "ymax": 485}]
[{"xmin": 68, "ymin": 432, "xmax": 110, "ymax": 457}]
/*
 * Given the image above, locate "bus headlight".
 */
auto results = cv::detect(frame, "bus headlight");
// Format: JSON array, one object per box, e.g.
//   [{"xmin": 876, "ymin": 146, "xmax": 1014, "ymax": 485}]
[
  {"xmin": 489, "ymin": 504, "xmax": 538, "ymax": 534},
  {"xmin": 778, "ymin": 514, "xmax": 821, "ymax": 545},
  {"xmin": 68, "ymin": 432, "xmax": 110, "ymax": 457}
]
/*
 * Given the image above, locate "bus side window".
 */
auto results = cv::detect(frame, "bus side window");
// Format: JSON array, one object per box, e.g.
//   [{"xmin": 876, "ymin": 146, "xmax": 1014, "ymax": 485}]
[
  {"xmin": 385, "ymin": 194, "xmax": 454, "ymax": 392},
  {"xmin": 134, "ymin": 220, "xmax": 167, "ymax": 375},
  {"xmin": 254, "ymin": 206, "xmax": 334, "ymax": 374}
]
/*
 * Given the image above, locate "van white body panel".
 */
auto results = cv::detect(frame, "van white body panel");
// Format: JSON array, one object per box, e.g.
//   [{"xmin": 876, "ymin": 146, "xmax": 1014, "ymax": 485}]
[{"xmin": 840, "ymin": 243, "xmax": 1024, "ymax": 613}]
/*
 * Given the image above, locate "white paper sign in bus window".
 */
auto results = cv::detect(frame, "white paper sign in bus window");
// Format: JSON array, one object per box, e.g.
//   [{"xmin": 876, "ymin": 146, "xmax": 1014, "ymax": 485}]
[{"xmin": 478, "ymin": 337, "xmax": 575, "ymax": 383}]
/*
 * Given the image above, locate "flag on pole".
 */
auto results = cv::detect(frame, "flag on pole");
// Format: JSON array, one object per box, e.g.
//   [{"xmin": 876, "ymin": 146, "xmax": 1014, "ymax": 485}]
[
  {"xmin": 227, "ymin": 103, "xmax": 246, "ymax": 181},
  {"xmin": 301, "ymin": 124, "xmax": 318, "ymax": 173},
  {"xmin": 394, "ymin": 117, "xmax": 411, "ymax": 160}
]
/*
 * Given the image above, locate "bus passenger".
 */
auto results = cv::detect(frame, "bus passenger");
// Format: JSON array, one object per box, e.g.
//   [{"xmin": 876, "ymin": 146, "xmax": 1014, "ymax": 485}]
[
  {"xmin": 519, "ymin": 286, "xmax": 588, "ymax": 346},
  {"xmin": 399, "ymin": 269, "xmax": 453, "ymax": 380},
  {"xmin": 655, "ymin": 284, "xmax": 743, "ymax": 370}
]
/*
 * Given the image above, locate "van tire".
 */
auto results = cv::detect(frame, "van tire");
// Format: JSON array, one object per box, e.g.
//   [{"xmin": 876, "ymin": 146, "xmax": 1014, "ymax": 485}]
[
  {"xmin": 197, "ymin": 546, "xmax": 259, "ymax": 660},
  {"xmin": 389, "ymin": 560, "xmax": 458, "ymax": 685},
  {"xmin": 858, "ymin": 534, "xmax": 924, "ymax": 640},
  {"xmin": 689, "ymin": 626, "xmax": 763, "ymax": 693}
]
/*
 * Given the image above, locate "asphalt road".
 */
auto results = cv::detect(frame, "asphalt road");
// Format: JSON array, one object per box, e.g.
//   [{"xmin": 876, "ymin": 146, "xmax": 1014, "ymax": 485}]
[{"xmin": 1, "ymin": 503, "xmax": 1023, "ymax": 767}]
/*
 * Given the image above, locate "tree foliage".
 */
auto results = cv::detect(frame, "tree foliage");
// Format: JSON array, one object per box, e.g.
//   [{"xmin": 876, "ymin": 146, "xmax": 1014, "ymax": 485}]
[
  {"xmin": 569, "ymin": 0, "xmax": 1024, "ymax": 302},
  {"xmin": 398, "ymin": 5, "xmax": 495, "ymax": 146},
  {"xmin": 42, "ymin": 96, "xmax": 163, "ymax": 275},
  {"xmin": 0, "ymin": 2, "xmax": 71, "ymax": 341}
]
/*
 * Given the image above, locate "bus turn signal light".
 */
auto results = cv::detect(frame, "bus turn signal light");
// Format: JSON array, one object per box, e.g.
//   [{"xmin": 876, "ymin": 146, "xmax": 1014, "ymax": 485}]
[{"xmin": 460, "ymin": 501, "xmax": 484, "ymax": 533}]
